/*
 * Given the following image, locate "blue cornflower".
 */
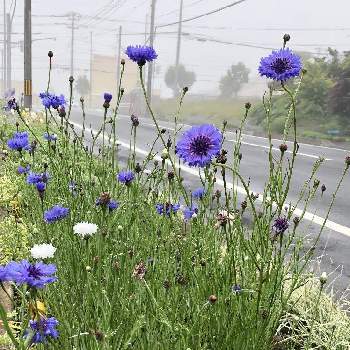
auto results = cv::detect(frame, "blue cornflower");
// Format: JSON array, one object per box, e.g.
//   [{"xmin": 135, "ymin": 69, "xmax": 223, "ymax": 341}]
[
  {"xmin": 6, "ymin": 97, "xmax": 18, "ymax": 111},
  {"xmin": 192, "ymin": 187, "xmax": 205, "ymax": 200},
  {"xmin": 183, "ymin": 206, "xmax": 198, "ymax": 220},
  {"xmin": 176, "ymin": 124, "xmax": 222, "ymax": 167},
  {"xmin": 43, "ymin": 132, "xmax": 57, "ymax": 142},
  {"xmin": 104, "ymin": 93, "xmax": 112, "ymax": 103},
  {"xmin": 27, "ymin": 172, "xmax": 49, "ymax": 185},
  {"xmin": 7, "ymin": 131, "xmax": 30, "ymax": 152},
  {"xmin": 26, "ymin": 317, "xmax": 59, "ymax": 344},
  {"xmin": 17, "ymin": 165, "xmax": 30, "ymax": 175},
  {"xmin": 258, "ymin": 48, "xmax": 302, "ymax": 82},
  {"xmin": 125, "ymin": 45, "xmax": 158, "ymax": 66},
  {"xmin": 231, "ymin": 284, "xmax": 242, "ymax": 294},
  {"xmin": 108, "ymin": 200, "xmax": 119, "ymax": 211},
  {"xmin": 44, "ymin": 205, "xmax": 69, "ymax": 223},
  {"xmin": 39, "ymin": 92, "xmax": 66, "ymax": 109},
  {"xmin": 6, "ymin": 260, "xmax": 57, "ymax": 289},
  {"xmin": 156, "ymin": 203, "xmax": 180, "ymax": 216},
  {"xmin": 0, "ymin": 265, "xmax": 9, "ymax": 282},
  {"xmin": 272, "ymin": 217, "xmax": 289, "ymax": 235},
  {"xmin": 95, "ymin": 197, "xmax": 119, "ymax": 212},
  {"xmin": 36, "ymin": 182, "xmax": 46, "ymax": 193},
  {"xmin": 117, "ymin": 171, "xmax": 135, "ymax": 185}
]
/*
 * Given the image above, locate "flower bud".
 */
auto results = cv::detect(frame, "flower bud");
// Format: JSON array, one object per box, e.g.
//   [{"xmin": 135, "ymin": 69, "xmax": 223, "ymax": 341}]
[
  {"xmin": 161, "ymin": 148, "xmax": 169, "ymax": 160},
  {"xmin": 283, "ymin": 33, "xmax": 291, "ymax": 43},
  {"xmin": 320, "ymin": 272, "xmax": 327, "ymax": 285},
  {"xmin": 69, "ymin": 76, "xmax": 74, "ymax": 84},
  {"xmin": 48, "ymin": 51, "xmax": 53, "ymax": 58},
  {"xmin": 208, "ymin": 295, "xmax": 217, "ymax": 304},
  {"xmin": 245, "ymin": 102, "xmax": 251, "ymax": 110},
  {"xmin": 121, "ymin": 58, "xmax": 125, "ymax": 65}
]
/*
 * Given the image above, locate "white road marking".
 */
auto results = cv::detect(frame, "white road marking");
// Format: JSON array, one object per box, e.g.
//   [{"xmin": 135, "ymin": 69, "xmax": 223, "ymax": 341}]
[
  {"xmin": 71, "ymin": 121, "xmax": 350, "ymax": 238},
  {"xmin": 122, "ymin": 118, "xmax": 332, "ymax": 161},
  {"xmin": 226, "ymin": 139, "xmax": 332, "ymax": 160}
]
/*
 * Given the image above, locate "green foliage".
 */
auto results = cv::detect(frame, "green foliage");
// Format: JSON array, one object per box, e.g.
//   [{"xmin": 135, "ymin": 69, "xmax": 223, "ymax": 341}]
[
  {"xmin": 252, "ymin": 48, "xmax": 350, "ymax": 138},
  {"xmin": 164, "ymin": 64, "xmax": 196, "ymax": 97},
  {"xmin": 219, "ymin": 62, "xmax": 250, "ymax": 98},
  {"xmin": 0, "ymin": 216, "xmax": 29, "ymax": 264}
]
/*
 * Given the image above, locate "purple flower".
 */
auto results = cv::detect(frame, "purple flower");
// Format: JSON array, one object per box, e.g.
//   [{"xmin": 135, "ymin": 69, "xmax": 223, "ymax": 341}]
[
  {"xmin": 117, "ymin": 171, "xmax": 135, "ymax": 185},
  {"xmin": 43, "ymin": 132, "xmax": 57, "ymax": 142},
  {"xmin": 176, "ymin": 124, "xmax": 222, "ymax": 167},
  {"xmin": 156, "ymin": 203, "xmax": 180, "ymax": 216},
  {"xmin": 95, "ymin": 197, "xmax": 119, "ymax": 212},
  {"xmin": 272, "ymin": 217, "xmax": 289, "ymax": 235},
  {"xmin": 39, "ymin": 92, "xmax": 66, "ymax": 109},
  {"xmin": 108, "ymin": 200, "xmax": 119, "ymax": 211},
  {"xmin": 183, "ymin": 206, "xmax": 198, "ymax": 220},
  {"xmin": 26, "ymin": 317, "xmax": 59, "ymax": 344},
  {"xmin": 104, "ymin": 93, "xmax": 112, "ymax": 103},
  {"xmin": 17, "ymin": 165, "xmax": 30, "ymax": 175},
  {"xmin": 6, "ymin": 260, "xmax": 57, "ymax": 289},
  {"xmin": 36, "ymin": 182, "xmax": 46, "ymax": 193},
  {"xmin": 44, "ymin": 205, "xmax": 69, "ymax": 223},
  {"xmin": 7, "ymin": 131, "xmax": 30, "ymax": 152},
  {"xmin": 192, "ymin": 187, "xmax": 205, "ymax": 200},
  {"xmin": 0, "ymin": 265, "xmax": 9, "ymax": 282},
  {"xmin": 27, "ymin": 172, "xmax": 49, "ymax": 185},
  {"xmin": 259, "ymin": 48, "xmax": 302, "ymax": 82},
  {"xmin": 6, "ymin": 97, "xmax": 18, "ymax": 111},
  {"xmin": 125, "ymin": 45, "xmax": 158, "ymax": 66}
]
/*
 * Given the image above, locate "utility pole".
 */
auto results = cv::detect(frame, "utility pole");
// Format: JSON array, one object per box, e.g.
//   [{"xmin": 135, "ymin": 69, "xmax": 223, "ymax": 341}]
[
  {"xmin": 69, "ymin": 12, "xmax": 79, "ymax": 78},
  {"xmin": 175, "ymin": 0, "xmax": 183, "ymax": 69},
  {"xmin": 3, "ymin": 0, "xmax": 6, "ymax": 94},
  {"xmin": 89, "ymin": 31, "xmax": 92, "ymax": 108},
  {"xmin": 116, "ymin": 25, "xmax": 122, "ymax": 92},
  {"xmin": 174, "ymin": 0, "xmax": 183, "ymax": 93},
  {"xmin": 24, "ymin": 0, "xmax": 32, "ymax": 109},
  {"xmin": 6, "ymin": 12, "xmax": 11, "ymax": 91},
  {"xmin": 146, "ymin": 0, "xmax": 156, "ymax": 112}
]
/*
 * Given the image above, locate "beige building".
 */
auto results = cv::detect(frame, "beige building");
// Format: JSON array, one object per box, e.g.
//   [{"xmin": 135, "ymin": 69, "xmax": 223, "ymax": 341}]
[{"xmin": 90, "ymin": 54, "xmax": 139, "ymax": 108}]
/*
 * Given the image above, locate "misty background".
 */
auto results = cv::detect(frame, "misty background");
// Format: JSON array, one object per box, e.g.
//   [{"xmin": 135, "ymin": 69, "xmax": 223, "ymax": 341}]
[{"xmin": 6, "ymin": 0, "xmax": 350, "ymax": 96}]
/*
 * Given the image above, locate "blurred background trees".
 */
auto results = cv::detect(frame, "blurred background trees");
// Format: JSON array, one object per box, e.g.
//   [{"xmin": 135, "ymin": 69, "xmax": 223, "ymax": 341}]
[{"xmin": 219, "ymin": 62, "xmax": 250, "ymax": 98}]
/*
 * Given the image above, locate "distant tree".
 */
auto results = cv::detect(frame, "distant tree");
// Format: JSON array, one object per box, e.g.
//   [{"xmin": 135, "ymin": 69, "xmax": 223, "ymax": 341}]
[
  {"xmin": 75, "ymin": 75, "xmax": 90, "ymax": 97},
  {"xmin": 164, "ymin": 64, "xmax": 196, "ymax": 97},
  {"xmin": 328, "ymin": 54, "xmax": 350, "ymax": 123},
  {"xmin": 219, "ymin": 62, "xmax": 249, "ymax": 99}
]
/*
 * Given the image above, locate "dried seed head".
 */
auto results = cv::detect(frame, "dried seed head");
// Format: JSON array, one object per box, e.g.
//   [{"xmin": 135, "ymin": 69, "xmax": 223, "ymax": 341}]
[
  {"xmin": 279, "ymin": 144, "xmax": 288, "ymax": 153},
  {"xmin": 132, "ymin": 261, "xmax": 147, "ymax": 280},
  {"xmin": 99, "ymin": 192, "xmax": 111, "ymax": 205}
]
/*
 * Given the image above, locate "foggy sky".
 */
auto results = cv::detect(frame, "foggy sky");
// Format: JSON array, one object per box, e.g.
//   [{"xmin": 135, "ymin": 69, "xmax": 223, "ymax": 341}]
[{"xmin": 5, "ymin": 0, "xmax": 350, "ymax": 98}]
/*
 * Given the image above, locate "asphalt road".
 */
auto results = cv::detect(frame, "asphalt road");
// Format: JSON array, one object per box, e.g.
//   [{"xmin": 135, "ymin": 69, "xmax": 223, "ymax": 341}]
[{"xmin": 69, "ymin": 109, "xmax": 350, "ymax": 295}]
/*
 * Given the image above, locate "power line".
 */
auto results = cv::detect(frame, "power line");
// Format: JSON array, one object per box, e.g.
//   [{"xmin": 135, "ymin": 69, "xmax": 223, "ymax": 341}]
[{"xmin": 157, "ymin": 0, "xmax": 247, "ymax": 29}]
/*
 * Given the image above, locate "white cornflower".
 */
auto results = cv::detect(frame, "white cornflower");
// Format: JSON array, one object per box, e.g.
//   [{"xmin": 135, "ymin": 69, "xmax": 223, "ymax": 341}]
[
  {"xmin": 30, "ymin": 243, "xmax": 56, "ymax": 259},
  {"xmin": 73, "ymin": 222, "xmax": 98, "ymax": 238}
]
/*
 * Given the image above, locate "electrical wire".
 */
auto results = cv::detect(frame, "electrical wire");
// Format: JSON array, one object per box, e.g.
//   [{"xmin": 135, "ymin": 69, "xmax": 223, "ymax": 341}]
[{"xmin": 157, "ymin": 0, "xmax": 247, "ymax": 28}]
